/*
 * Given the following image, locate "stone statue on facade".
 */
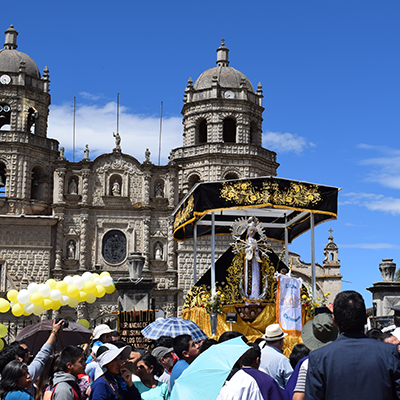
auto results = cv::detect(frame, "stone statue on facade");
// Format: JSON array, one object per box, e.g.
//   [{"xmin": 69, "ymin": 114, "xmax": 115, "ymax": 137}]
[
  {"xmin": 145, "ymin": 148, "xmax": 151, "ymax": 163},
  {"xmin": 155, "ymin": 242, "xmax": 163, "ymax": 260},
  {"xmin": 67, "ymin": 240, "xmax": 76, "ymax": 259},
  {"xmin": 59, "ymin": 146, "xmax": 65, "ymax": 159},
  {"xmin": 112, "ymin": 180, "xmax": 121, "ymax": 196},
  {"xmin": 84, "ymin": 144, "xmax": 89, "ymax": 159},
  {"xmin": 155, "ymin": 182, "xmax": 164, "ymax": 198},
  {"xmin": 113, "ymin": 132, "xmax": 121, "ymax": 151},
  {"xmin": 69, "ymin": 178, "xmax": 77, "ymax": 195}
]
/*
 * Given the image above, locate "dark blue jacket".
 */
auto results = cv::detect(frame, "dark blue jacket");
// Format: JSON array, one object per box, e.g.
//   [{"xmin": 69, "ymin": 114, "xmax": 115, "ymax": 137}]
[
  {"xmin": 305, "ymin": 332, "xmax": 400, "ymax": 400},
  {"xmin": 89, "ymin": 372, "xmax": 140, "ymax": 400}
]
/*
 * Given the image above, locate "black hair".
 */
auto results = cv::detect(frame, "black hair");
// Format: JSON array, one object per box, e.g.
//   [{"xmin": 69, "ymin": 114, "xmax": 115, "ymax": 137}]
[
  {"xmin": 379, "ymin": 332, "xmax": 396, "ymax": 342},
  {"xmin": 366, "ymin": 328, "xmax": 382, "ymax": 340},
  {"xmin": 110, "ymin": 339, "xmax": 128, "ymax": 349},
  {"xmin": 333, "ymin": 290, "xmax": 366, "ymax": 333},
  {"xmin": 240, "ymin": 343, "xmax": 261, "ymax": 367},
  {"xmin": 199, "ymin": 338, "xmax": 218, "ymax": 354},
  {"xmin": 173, "ymin": 335, "xmax": 192, "ymax": 359},
  {"xmin": 289, "ymin": 343, "xmax": 310, "ymax": 369},
  {"xmin": 57, "ymin": 346, "xmax": 83, "ymax": 372},
  {"xmin": 110, "ymin": 330, "xmax": 120, "ymax": 337},
  {"xmin": 96, "ymin": 345, "xmax": 110, "ymax": 358},
  {"xmin": 155, "ymin": 336, "xmax": 174, "ymax": 348},
  {"xmin": 0, "ymin": 360, "xmax": 27, "ymax": 398},
  {"xmin": 140, "ymin": 353, "xmax": 164, "ymax": 377},
  {"xmin": 219, "ymin": 331, "xmax": 248, "ymax": 343},
  {"xmin": 0, "ymin": 346, "xmax": 18, "ymax": 374},
  {"xmin": 394, "ymin": 315, "xmax": 400, "ymax": 327}
]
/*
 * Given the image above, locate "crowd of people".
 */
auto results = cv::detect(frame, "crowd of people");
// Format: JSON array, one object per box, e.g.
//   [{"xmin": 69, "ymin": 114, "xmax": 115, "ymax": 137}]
[{"xmin": 0, "ymin": 290, "xmax": 399, "ymax": 400}]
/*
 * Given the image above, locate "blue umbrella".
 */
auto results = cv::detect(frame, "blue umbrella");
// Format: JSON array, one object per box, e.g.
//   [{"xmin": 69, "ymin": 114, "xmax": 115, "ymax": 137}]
[
  {"xmin": 171, "ymin": 336, "xmax": 249, "ymax": 400},
  {"xmin": 141, "ymin": 317, "xmax": 208, "ymax": 342}
]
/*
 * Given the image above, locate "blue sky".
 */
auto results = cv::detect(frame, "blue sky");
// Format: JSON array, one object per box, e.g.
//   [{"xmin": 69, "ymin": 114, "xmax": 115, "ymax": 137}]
[{"xmin": 4, "ymin": 1, "xmax": 400, "ymax": 307}]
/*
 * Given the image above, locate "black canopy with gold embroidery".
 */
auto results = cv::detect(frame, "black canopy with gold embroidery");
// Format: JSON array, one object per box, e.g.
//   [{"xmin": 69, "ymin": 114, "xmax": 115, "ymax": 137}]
[{"xmin": 173, "ymin": 176, "xmax": 339, "ymax": 243}]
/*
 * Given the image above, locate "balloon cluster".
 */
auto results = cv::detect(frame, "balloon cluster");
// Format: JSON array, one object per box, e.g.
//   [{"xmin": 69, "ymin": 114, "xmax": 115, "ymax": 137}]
[{"xmin": 0, "ymin": 272, "xmax": 115, "ymax": 317}]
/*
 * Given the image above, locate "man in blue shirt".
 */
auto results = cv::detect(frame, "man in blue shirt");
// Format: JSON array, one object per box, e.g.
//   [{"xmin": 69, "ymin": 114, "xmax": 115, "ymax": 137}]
[{"xmin": 170, "ymin": 334, "xmax": 199, "ymax": 391}]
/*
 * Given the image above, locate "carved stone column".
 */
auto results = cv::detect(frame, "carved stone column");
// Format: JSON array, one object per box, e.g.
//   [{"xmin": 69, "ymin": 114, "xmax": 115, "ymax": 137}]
[
  {"xmin": 167, "ymin": 173, "xmax": 175, "ymax": 208},
  {"xmin": 162, "ymin": 302, "xmax": 176, "ymax": 318},
  {"xmin": 167, "ymin": 216, "xmax": 175, "ymax": 272},
  {"xmin": 56, "ymin": 169, "xmax": 66, "ymax": 202},
  {"xmin": 81, "ymin": 170, "xmax": 90, "ymax": 204},
  {"xmin": 143, "ymin": 173, "xmax": 151, "ymax": 205},
  {"xmin": 79, "ymin": 214, "xmax": 89, "ymax": 270},
  {"xmin": 76, "ymin": 303, "xmax": 88, "ymax": 320},
  {"xmin": 54, "ymin": 214, "xmax": 64, "ymax": 272},
  {"xmin": 142, "ymin": 216, "xmax": 151, "ymax": 271}
]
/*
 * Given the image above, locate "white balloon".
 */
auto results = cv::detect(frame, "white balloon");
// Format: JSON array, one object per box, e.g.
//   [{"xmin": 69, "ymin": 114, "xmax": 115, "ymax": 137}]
[
  {"xmin": 73, "ymin": 277, "xmax": 85, "ymax": 290},
  {"xmin": 82, "ymin": 272, "xmax": 93, "ymax": 283},
  {"xmin": 59, "ymin": 295, "xmax": 70, "ymax": 306},
  {"xmin": 63, "ymin": 276, "xmax": 74, "ymax": 285},
  {"xmin": 27, "ymin": 283, "xmax": 40, "ymax": 295},
  {"xmin": 39, "ymin": 284, "xmax": 51, "ymax": 298},
  {"xmin": 17, "ymin": 289, "xmax": 30, "ymax": 304},
  {"xmin": 50, "ymin": 289, "xmax": 62, "ymax": 301},
  {"xmin": 24, "ymin": 302, "xmax": 35, "ymax": 314},
  {"xmin": 100, "ymin": 276, "xmax": 113, "ymax": 287},
  {"xmin": 93, "ymin": 277, "xmax": 100, "ymax": 284}
]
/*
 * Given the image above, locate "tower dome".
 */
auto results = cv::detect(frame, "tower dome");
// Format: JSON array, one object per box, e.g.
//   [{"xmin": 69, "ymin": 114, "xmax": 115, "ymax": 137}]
[
  {"xmin": 0, "ymin": 25, "xmax": 40, "ymax": 78},
  {"xmin": 193, "ymin": 39, "xmax": 254, "ymax": 92}
]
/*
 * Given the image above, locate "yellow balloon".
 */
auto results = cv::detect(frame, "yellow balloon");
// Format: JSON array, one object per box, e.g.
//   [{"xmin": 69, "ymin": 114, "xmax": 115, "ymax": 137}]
[
  {"xmin": 0, "ymin": 339, "xmax": 4, "ymax": 351},
  {"xmin": 56, "ymin": 281, "xmax": 68, "ymax": 294},
  {"xmin": 77, "ymin": 319, "xmax": 90, "ymax": 329},
  {"xmin": 46, "ymin": 279, "xmax": 57, "ymax": 289},
  {"xmin": 86, "ymin": 293, "xmax": 96, "ymax": 304},
  {"xmin": 7, "ymin": 290, "xmax": 18, "ymax": 303},
  {"xmin": 30, "ymin": 293, "xmax": 43, "ymax": 305},
  {"xmin": 68, "ymin": 297, "xmax": 79, "ymax": 308},
  {"xmin": 33, "ymin": 305, "xmax": 43, "ymax": 316},
  {"xmin": 0, "ymin": 324, "xmax": 8, "ymax": 338},
  {"xmin": 95, "ymin": 285, "xmax": 106, "ymax": 298},
  {"xmin": 100, "ymin": 271, "xmax": 111, "ymax": 278},
  {"xmin": 92, "ymin": 273, "xmax": 100, "ymax": 279},
  {"xmin": 43, "ymin": 299, "xmax": 53, "ymax": 310},
  {"xmin": 23, "ymin": 311, "xmax": 31, "ymax": 316},
  {"xmin": 78, "ymin": 291, "xmax": 88, "ymax": 302},
  {"xmin": 67, "ymin": 285, "xmax": 79, "ymax": 298},
  {"xmin": 105, "ymin": 284, "xmax": 115, "ymax": 294},
  {"xmin": 12, "ymin": 303, "xmax": 23, "ymax": 317},
  {"xmin": 84, "ymin": 281, "xmax": 96, "ymax": 293},
  {"xmin": 52, "ymin": 301, "xmax": 61, "ymax": 310},
  {"xmin": 0, "ymin": 298, "xmax": 10, "ymax": 313}
]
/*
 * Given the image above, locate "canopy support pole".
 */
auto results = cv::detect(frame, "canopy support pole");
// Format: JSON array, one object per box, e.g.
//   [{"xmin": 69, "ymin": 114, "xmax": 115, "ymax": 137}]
[
  {"xmin": 211, "ymin": 212, "xmax": 216, "ymax": 296},
  {"xmin": 193, "ymin": 223, "xmax": 197, "ymax": 285},
  {"xmin": 310, "ymin": 212, "xmax": 316, "ymax": 298},
  {"xmin": 284, "ymin": 214, "xmax": 289, "ymax": 267}
]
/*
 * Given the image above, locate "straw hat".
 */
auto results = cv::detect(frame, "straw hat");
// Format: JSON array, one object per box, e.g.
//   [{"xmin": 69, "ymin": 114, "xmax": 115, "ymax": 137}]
[
  {"xmin": 263, "ymin": 324, "xmax": 288, "ymax": 341},
  {"xmin": 301, "ymin": 313, "xmax": 339, "ymax": 351}
]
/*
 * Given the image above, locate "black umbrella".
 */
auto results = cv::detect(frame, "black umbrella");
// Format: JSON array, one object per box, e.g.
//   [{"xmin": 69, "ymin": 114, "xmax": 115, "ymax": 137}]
[{"xmin": 16, "ymin": 320, "xmax": 91, "ymax": 355}]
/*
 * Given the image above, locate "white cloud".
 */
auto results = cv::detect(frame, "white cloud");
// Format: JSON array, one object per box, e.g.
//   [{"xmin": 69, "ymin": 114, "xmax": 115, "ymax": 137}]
[
  {"xmin": 262, "ymin": 130, "xmax": 313, "ymax": 153},
  {"xmin": 340, "ymin": 192, "xmax": 400, "ymax": 215},
  {"xmin": 340, "ymin": 243, "xmax": 400, "ymax": 250},
  {"xmin": 47, "ymin": 101, "xmax": 182, "ymax": 164}
]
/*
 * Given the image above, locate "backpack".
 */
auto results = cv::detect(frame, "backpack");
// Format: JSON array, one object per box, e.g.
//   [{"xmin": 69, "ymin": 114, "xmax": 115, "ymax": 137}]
[{"xmin": 50, "ymin": 382, "xmax": 81, "ymax": 400}]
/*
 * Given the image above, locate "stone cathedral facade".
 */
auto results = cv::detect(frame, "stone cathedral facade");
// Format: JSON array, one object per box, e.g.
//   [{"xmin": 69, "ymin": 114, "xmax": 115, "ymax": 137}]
[{"xmin": 0, "ymin": 26, "xmax": 341, "ymax": 327}]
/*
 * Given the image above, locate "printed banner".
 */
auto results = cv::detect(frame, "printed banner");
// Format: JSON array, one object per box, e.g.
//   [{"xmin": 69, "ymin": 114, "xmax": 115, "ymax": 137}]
[{"xmin": 276, "ymin": 275, "xmax": 303, "ymax": 335}]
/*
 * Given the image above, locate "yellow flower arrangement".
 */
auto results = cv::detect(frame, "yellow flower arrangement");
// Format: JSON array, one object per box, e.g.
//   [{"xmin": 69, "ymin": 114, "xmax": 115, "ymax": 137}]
[
  {"xmin": 302, "ymin": 286, "xmax": 331, "ymax": 317},
  {"xmin": 201, "ymin": 291, "xmax": 224, "ymax": 314}
]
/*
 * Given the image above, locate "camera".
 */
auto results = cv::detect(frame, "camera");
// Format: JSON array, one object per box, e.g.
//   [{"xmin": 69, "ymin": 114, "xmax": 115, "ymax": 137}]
[{"xmin": 55, "ymin": 318, "xmax": 69, "ymax": 328}]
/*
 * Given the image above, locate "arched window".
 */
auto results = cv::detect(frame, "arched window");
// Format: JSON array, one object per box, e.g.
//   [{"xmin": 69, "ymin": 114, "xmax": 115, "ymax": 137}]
[
  {"xmin": 27, "ymin": 107, "xmax": 38, "ymax": 133},
  {"xmin": 224, "ymin": 172, "xmax": 239, "ymax": 180},
  {"xmin": 188, "ymin": 174, "xmax": 201, "ymax": 190},
  {"xmin": 223, "ymin": 118, "xmax": 236, "ymax": 143},
  {"xmin": 0, "ymin": 162, "xmax": 6, "ymax": 197},
  {"xmin": 198, "ymin": 120, "xmax": 207, "ymax": 144},
  {"xmin": 249, "ymin": 121, "xmax": 258, "ymax": 144},
  {"xmin": 31, "ymin": 166, "xmax": 45, "ymax": 201},
  {"xmin": 0, "ymin": 104, "xmax": 11, "ymax": 130}
]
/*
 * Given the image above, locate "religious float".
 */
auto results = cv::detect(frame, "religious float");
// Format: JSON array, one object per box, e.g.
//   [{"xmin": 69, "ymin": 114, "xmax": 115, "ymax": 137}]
[{"xmin": 173, "ymin": 176, "xmax": 339, "ymax": 352}]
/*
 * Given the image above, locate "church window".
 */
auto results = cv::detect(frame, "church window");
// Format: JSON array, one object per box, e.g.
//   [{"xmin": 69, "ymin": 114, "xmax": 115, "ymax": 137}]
[
  {"xmin": 0, "ymin": 162, "xmax": 6, "ymax": 197},
  {"xmin": 0, "ymin": 104, "xmax": 11, "ymax": 130},
  {"xmin": 223, "ymin": 118, "xmax": 236, "ymax": 143},
  {"xmin": 27, "ymin": 107, "xmax": 38, "ymax": 133},
  {"xmin": 198, "ymin": 119, "xmax": 207, "ymax": 144},
  {"xmin": 188, "ymin": 174, "xmax": 201, "ymax": 190},
  {"xmin": 224, "ymin": 172, "xmax": 239, "ymax": 180},
  {"xmin": 102, "ymin": 230, "xmax": 127, "ymax": 264},
  {"xmin": 249, "ymin": 121, "xmax": 258, "ymax": 144},
  {"xmin": 31, "ymin": 166, "xmax": 45, "ymax": 201}
]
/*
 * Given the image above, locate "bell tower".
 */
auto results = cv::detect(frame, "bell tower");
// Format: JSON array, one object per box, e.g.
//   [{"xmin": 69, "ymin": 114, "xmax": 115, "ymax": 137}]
[
  {"xmin": 169, "ymin": 40, "xmax": 279, "ymax": 196},
  {"xmin": 0, "ymin": 25, "xmax": 59, "ymax": 214}
]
